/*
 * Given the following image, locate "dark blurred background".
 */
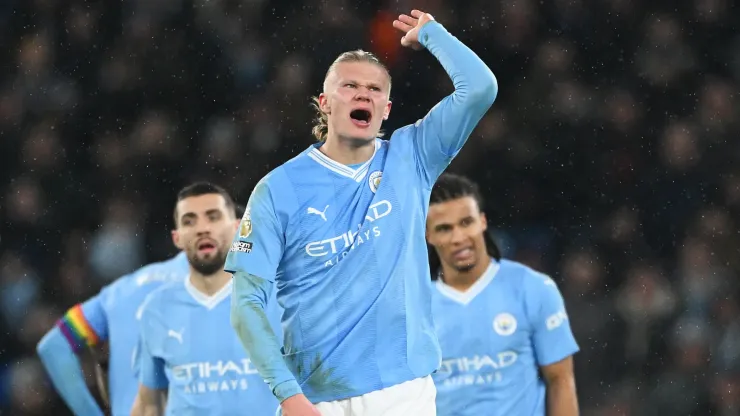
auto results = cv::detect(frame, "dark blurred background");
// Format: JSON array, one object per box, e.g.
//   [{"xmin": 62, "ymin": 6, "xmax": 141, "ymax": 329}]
[{"xmin": 2, "ymin": 0, "xmax": 739, "ymax": 414}]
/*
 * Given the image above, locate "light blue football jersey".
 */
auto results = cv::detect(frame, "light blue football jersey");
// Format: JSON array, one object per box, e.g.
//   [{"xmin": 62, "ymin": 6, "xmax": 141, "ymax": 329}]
[
  {"xmin": 58, "ymin": 252, "xmax": 189, "ymax": 416},
  {"xmin": 225, "ymin": 21, "xmax": 498, "ymax": 403},
  {"xmin": 432, "ymin": 259, "xmax": 579, "ymax": 416},
  {"xmin": 138, "ymin": 278, "xmax": 283, "ymax": 415}
]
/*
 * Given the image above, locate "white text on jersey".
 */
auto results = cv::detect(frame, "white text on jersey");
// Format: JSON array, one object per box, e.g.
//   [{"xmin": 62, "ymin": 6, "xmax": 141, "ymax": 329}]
[{"xmin": 304, "ymin": 200, "xmax": 393, "ymax": 266}]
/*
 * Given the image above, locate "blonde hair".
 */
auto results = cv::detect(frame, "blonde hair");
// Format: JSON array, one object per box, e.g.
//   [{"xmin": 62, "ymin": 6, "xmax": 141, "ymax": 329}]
[{"xmin": 311, "ymin": 50, "xmax": 391, "ymax": 142}]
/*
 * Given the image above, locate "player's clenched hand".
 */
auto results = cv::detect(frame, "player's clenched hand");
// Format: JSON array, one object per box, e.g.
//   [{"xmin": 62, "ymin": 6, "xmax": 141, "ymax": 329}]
[
  {"xmin": 281, "ymin": 394, "xmax": 322, "ymax": 416},
  {"xmin": 392, "ymin": 9, "xmax": 435, "ymax": 51}
]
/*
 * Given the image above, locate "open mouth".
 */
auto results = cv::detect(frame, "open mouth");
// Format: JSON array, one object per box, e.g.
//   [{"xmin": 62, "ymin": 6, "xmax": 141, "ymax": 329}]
[
  {"xmin": 452, "ymin": 247, "xmax": 474, "ymax": 262},
  {"xmin": 197, "ymin": 241, "xmax": 217, "ymax": 254},
  {"xmin": 350, "ymin": 109, "xmax": 372, "ymax": 127}
]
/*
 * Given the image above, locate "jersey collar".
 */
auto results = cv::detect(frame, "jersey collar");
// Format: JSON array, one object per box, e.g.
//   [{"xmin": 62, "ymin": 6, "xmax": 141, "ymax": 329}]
[
  {"xmin": 435, "ymin": 260, "xmax": 500, "ymax": 305},
  {"xmin": 306, "ymin": 139, "xmax": 380, "ymax": 182},
  {"xmin": 185, "ymin": 276, "xmax": 233, "ymax": 310}
]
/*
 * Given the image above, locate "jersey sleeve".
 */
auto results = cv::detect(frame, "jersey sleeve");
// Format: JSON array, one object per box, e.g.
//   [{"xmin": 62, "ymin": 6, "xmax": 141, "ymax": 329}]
[
  {"xmin": 56, "ymin": 288, "xmax": 111, "ymax": 352},
  {"xmin": 36, "ymin": 327, "xmax": 105, "ymax": 416},
  {"xmin": 137, "ymin": 301, "xmax": 168, "ymax": 390},
  {"xmin": 224, "ymin": 177, "xmax": 285, "ymax": 282},
  {"xmin": 525, "ymin": 272, "xmax": 580, "ymax": 366},
  {"xmin": 408, "ymin": 21, "xmax": 498, "ymax": 187}
]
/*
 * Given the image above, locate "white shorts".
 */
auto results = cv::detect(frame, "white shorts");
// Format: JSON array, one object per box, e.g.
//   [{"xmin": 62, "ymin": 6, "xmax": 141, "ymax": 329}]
[{"xmin": 314, "ymin": 376, "xmax": 436, "ymax": 416}]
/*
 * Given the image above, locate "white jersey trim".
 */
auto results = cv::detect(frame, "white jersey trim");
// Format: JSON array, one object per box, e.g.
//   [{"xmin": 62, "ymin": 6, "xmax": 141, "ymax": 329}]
[
  {"xmin": 185, "ymin": 276, "xmax": 233, "ymax": 310},
  {"xmin": 307, "ymin": 139, "xmax": 381, "ymax": 182},
  {"xmin": 435, "ymin": 260, "xmax": 500, "ymax": 305}
]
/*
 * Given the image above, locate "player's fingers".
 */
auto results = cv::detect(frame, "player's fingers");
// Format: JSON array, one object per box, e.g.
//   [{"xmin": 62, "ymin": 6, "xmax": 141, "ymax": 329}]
[
  {"xmin": 410, "ymin": 9, "xmax": 425, "ymax": 18},
  {"xmin": 392, "ymin": 20, "xmax": 413, "ymax": 33},
  {"xmin": 398, "ymin": 14, "xmax": 418, "ymax": 26}
]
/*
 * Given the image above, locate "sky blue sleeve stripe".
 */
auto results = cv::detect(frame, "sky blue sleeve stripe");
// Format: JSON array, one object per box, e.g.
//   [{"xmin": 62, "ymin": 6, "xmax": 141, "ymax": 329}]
[
  {"xmin": 231, "ymin": 271, "xmax": 301, "ymax": 403},
  {"xmin": 36, "ymin": 327, "xmax": 105, "ymax": 416}
]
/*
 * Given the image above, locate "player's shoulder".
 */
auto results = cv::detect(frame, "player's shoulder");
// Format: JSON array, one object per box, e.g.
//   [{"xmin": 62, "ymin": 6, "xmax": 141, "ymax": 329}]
[
  {"xmin": 131, "ymin": 252, "xmax": 188, "ymax": 284},
  {"xmin": 270, "ymin": 143, "xmax": 325, "ymax": 177},
  {"xmin": 498, "ymin": 259, "xmax": 559, "ymax": 292},
  {"xmin": 250, "ymin": 163, "xmax": 297, "ymax": 201},
  {"xmin": 144, "ymin": 278, "xmax": 185, "ymax": 305},
  {"xmin": 250, "ymin": 144, "xmax": 333, "ymax": 208},
  {"xmin": 137, "ymin": 279, "xmax": 185, "ymax": 319},
  {"xmin": 387, "ymin": 124, "xmax": 417, "ymax": 149},
  {"xmin": 103, "ymin": 253, "xmax": 183, "ymax": 296}
]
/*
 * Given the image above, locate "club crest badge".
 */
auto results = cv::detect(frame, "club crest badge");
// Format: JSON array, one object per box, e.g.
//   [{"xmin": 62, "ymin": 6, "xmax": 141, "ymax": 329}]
[
  {"xmin": 368, "ymin": 170, "xmax": 383, "ymax": 193},
  {"xmin": 493, "ymin": 313, "xmax": 517, "ymax": 336},
  {"xmin": 239, "ymin": 207, "xmax": 252, "ymax": 238}
]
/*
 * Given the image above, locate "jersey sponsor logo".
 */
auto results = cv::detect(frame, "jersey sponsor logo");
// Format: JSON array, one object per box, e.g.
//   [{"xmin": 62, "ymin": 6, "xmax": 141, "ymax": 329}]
[
  {"xmin": 437, "ymin": 352, "xmax": 518, "ymax": 387},
  {"xmin": 239, "ymin": 207, "xmax": 252, "ymax": 238},
  {"xmin": 304, "ymin": 200, "xmax": 392, "ymax": 267},
  {"xmin": 368, "ymin": 170, "xmax": 382, "ymax": 193},
  {"xmin": 493, "ymin": 313, "xmax": 517, "ymax": 336},
  {"xmin": 545, "ymin": 310, "xmax": 569, "ymax": 331},
  {"xmin": 230, "ymin": 241, "xmax": 253, "ymax": 253},
  {"xmin": 172, "ymin": 359, "xmax": 260, "ymax": 394}
]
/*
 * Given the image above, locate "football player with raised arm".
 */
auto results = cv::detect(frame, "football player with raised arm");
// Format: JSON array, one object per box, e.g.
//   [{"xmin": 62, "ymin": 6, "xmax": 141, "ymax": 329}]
[{"xmin": 227, "ymin": 9, "xmax": 498, "ymax": 416}]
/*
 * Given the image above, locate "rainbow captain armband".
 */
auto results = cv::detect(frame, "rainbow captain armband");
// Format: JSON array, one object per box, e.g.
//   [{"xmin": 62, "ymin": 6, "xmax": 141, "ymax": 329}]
[{"xmin": 57, "ymin": 304, "xmax": 101, "ymax": 352}]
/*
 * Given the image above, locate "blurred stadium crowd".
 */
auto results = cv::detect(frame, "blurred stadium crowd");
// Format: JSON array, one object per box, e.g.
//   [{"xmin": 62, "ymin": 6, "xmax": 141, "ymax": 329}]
[{"xmin": 2, "ymin": 0, "xmax": 739, "ymax": 415}]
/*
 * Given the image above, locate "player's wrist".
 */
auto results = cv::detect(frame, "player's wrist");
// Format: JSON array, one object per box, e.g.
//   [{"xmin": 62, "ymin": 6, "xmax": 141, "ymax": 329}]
[
  {"xmin": 418, "ymin": 20, "xmax": 445, "ymax": 48},
  {"xmin": 274, "ymin": 379, "xmax": 303, "ymax": 403}
]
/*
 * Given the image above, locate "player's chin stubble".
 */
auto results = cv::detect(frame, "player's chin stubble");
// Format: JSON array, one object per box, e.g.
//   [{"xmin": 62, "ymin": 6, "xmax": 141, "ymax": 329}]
[
  {"xmin": 454, "ymin": 263, "xmax": 477, "ymax": 273},
  {"xmin": 188, "ymin": 250, "xmax": 227, "ymax": 276},
  {"xmin": 452, "ymin": 256, "xmax": 478, "ymax": 273}
]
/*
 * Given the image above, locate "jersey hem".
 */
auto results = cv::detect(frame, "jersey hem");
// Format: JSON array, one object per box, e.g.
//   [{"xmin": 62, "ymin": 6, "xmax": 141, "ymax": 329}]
[{"xmin": 305, "ymin": 369, "xmax": 436, "ymax": 404}]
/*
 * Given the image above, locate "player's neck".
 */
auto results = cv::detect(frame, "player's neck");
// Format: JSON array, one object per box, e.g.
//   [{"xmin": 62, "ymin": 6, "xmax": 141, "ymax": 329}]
[
  {"xmin": 319, "ymin": 135, "xmax": 375, "ymax": 165},
  {"xmin": 441, "ymin": 256, "xmax": 492, "ymax": 292},
  {"xmin": 189, "ymin": 270, "xmax": 231, "ymax": 296}
]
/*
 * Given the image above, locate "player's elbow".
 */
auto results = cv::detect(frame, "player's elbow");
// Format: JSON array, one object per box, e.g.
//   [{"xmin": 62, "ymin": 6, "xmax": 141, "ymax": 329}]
[
  {"xmin": 230, "ymin": 300, "xmax": 266, "ymax": 349},
  {"xmin": 229, "ymin": 297, "xmax": 255, "ymax": 333},
  {"xmin": 36, "ymin": 327, "xmax": 60, "ymax": 357},
  {"xmin": 36, "ymin": 334, "xmax": 48, "ymax": 356},
  {"xmin": 469, "ymin": 69, "xmax": 498, "ymax": 109}
]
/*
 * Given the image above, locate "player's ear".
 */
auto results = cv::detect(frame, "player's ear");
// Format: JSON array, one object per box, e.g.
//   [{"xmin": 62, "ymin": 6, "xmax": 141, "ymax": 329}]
[
  {"xmin": 480, "ymin": 212, "xmax": 488, "ymax": 232},
  {"xmin": 382, "ymin": 101, "xmax": 392, "ymax": 120},
  {"xmin": 424, "ymin": 223, "xmax": 435, "ymax": 245},
  {"xmin": 171, "ymin": 229, "xmax": 184, "ymax": 250},
  {"xmin": 318, "ymin": 93, "xmax": 330, "ymax": 114}
]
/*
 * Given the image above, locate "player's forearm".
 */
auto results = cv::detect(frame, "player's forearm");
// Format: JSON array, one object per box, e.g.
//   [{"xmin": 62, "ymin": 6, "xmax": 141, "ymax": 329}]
[
  {"xmin": 546, "ymin": 376, "xmax": 579, "ymax": 416},
  {"xmin": 137, "ymin": 401, "xmax": 164, "ymax": 416},
  {"xmin": 133, "ymin": 386, "xmax": 166, "ymax": 416},
  {"xmin": 231, "ymin": 271, "xmax": 302, "ymax": 402},
  {"xmin": 130, "ymin": 392, "xmax": 144, "ymax": 416},
  {"xmin": 420, "ymin": 21, "xmax": 498, "ymax": 113},
  {"xmin": 36, "ymin": 327, "xmax": 105, "ymax": 416}
]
